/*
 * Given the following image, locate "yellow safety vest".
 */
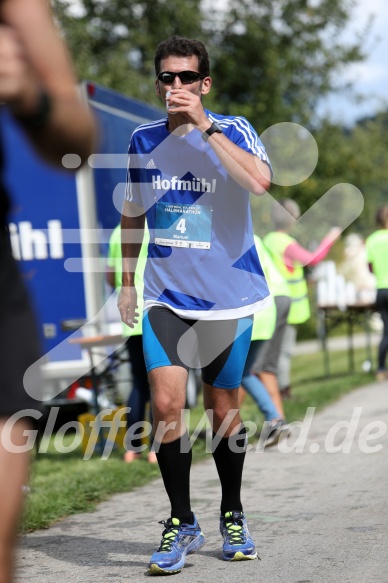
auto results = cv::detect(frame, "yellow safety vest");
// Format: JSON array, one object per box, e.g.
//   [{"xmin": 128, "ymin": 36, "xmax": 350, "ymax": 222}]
[{"xmin": 263, "ymin": 231, "xmax": 310, "ymax": 325}]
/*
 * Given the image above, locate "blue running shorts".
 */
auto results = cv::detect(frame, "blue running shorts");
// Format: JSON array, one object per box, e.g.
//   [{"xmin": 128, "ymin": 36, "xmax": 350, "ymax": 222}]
[{"xmin": 142, "ymin": 306, "xmax": 253, "ymax": 389}]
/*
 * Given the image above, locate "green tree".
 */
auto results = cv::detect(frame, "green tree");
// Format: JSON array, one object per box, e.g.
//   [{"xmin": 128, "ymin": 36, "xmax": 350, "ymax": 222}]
[
  {"xmin": 55, "ymin": 0, "xmax": 382, "ymax": 239},
  {"xmin": 250, "ymin": 113, "xmax": 388, "ymax": 238},
  {"xmin": 55, "ymin": 0, "xmax": 367, "ymax": 127},
  {"xmin": 54, "ymin": 0, "xmax": 205, "ymax": 105},
  {"xmin": 314, "ymin": 113, "xmax": 388, "ymax": 234},
  {"xmin": 207, "ymin": 0, "xmax": 368, "ymax": 131}
]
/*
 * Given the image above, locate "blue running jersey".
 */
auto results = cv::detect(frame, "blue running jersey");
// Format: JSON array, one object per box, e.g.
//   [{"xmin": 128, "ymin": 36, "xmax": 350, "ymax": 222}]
[{"xmin": 125, "ymin": 109, "xmax": 272, "ymax": 320}]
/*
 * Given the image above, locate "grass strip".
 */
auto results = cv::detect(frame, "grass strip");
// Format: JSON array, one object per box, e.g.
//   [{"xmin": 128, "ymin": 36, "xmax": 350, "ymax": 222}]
[{"xmin": 20, "ymin": 344, "xmax": 376, "ymax": 533}]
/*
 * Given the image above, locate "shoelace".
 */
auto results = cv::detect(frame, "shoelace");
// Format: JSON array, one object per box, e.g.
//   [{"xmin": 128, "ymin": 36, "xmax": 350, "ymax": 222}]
[
  {"xmin": 224, "ymin": 515, "xmax": 245, "ymax": 545},
  {"xmin": 157, "ymin": 519, "xmax": 180, "ymax": 552}
]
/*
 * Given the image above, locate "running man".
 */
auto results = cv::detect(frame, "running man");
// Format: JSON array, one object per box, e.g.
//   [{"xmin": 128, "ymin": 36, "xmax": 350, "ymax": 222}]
[{"xmin": 118, "ymin": 35, "xmax": 271, "ymax": 574}]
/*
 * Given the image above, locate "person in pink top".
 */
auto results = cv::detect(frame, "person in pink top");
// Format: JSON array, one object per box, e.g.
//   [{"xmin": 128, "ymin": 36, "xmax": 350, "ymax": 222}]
[{"xmin": 254, "ymin": 199, "xmax": 340, "ymax": 400}]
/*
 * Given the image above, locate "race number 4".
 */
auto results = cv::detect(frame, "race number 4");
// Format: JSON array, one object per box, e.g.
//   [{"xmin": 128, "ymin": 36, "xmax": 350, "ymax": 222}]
[{"xmin": 176, "ymin": 218, "xmax": 187, "ymax": 234}]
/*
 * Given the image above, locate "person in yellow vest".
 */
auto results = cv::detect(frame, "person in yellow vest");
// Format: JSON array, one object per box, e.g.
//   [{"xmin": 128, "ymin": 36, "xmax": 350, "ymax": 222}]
[
  {"xmin": 250, "ymin": 235, "xmax": 291, "ymax": 427},
  {"xmin": 263, "ymin": 199, "xmax": 340, "ymax": 398},
  {"xmin": 239, "ymin": 235, "xmax": 290, "ymax": 446},
  {"xmin": 365, "ymin": 205, "xmax": 388, "ymax": 381},
  {"xmin": 107, "ymin": 224, "xmax": 157, "ymax": 463}
]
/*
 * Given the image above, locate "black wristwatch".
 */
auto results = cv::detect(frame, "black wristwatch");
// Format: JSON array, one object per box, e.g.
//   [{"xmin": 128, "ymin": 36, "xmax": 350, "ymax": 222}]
[{"xmin": 202, "ymin": 121, "xmax": 223, "ymax": 142}]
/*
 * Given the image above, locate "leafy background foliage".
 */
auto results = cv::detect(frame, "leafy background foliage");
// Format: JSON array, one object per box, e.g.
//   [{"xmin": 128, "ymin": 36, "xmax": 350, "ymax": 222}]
[{"xmin": 54, "ymin": 0, "xmax": 388, "ymax": 232}]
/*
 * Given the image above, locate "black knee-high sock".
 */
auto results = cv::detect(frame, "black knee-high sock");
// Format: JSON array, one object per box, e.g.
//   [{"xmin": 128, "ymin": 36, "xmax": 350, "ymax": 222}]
[
  {"xmin": 155, "ymin": 432, "xmax": 194, "ymax": 524},
  {"xmin": 212, "ymin": 424, "xmax": 247, "ymax": 516}
]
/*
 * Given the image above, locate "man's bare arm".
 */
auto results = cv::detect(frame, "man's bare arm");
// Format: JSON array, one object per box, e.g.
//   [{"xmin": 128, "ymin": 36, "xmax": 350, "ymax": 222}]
[
  {"xmin": 118, "ymin": 201, "xmax": 146, "ymax": 327},
  {"xmin": 166, "ymin": 89, "xmax": 271, "ymax": 195}
]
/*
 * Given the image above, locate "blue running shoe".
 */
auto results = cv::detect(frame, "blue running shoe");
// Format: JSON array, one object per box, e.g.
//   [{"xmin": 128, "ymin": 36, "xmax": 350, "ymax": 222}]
[
  {"xmin": 220, "ymin": 511, "xmax": 258, "ymax": 561},
  {"xmin": 148, "ymin": 516, "xmax": 205, "ymax": 574}
]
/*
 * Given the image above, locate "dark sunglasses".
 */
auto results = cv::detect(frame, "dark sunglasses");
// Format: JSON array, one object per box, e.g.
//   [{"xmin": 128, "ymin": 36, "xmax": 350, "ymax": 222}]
[{"xmin": 157, "ymin": 70, "xmax": 205, "ymax": 85}]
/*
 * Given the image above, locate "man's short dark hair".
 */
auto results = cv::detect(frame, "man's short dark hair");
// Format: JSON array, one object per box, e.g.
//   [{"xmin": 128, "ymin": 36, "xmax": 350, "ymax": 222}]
[
  {"xmin": 154, "ymin": 35, "xmax": 210, "ymax": 77},
  {"xmin": 375, "ymin": 205, "xmax": 388, "ymax": 229}
]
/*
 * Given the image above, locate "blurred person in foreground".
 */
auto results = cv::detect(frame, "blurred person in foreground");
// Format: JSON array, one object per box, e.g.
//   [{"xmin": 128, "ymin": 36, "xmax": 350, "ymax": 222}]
[
  {"xmin": 0, "ymin": 1, "xmax": 96, "ymax": 582},
  {"xmin": 365, "ymin": 206, "xmax": 388, "ymax": 381},
  {"xmin": 118, "ymin": 35, "xmax": 272, "ymax": 574},
  {"xmin": 263, "ymin": 199, "xmax": 340, "ymax": 400}
]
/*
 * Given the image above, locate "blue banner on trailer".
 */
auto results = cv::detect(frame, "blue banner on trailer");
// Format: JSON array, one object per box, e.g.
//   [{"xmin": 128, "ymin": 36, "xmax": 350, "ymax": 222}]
[
  {"xmin": 2, "ymin": 83, "xmax": 163, "ymax": 378},
  {"xmin": 2, "ymin": 108, "xmax": 84, "ymax": 361}
]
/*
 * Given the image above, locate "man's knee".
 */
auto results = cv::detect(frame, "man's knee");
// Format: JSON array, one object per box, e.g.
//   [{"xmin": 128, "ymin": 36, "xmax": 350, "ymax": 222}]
[
  {"xmin": 212, "ymin": 404, "xmax": 239, "ymax": 422},
  {"xmin": 149, "ymin": 366, "xmax": 187, "ymax": 419},
  {"xmin": 152, "ymin": 390, "xmax": 186, "ymax": 421},
  {"xmin": 209, "ymin": 403, "xmax": 240, "ymax": 437}
]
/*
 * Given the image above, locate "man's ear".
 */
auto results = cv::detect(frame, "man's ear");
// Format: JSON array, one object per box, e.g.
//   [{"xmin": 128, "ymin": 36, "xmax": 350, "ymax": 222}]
[
  {"xmin": 201, "ymin": 76, "xmax": 212, "ymax": 96},
  {"xmin": 155, "ymin": 79, "xmax": 161, "ymax": 96}
]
